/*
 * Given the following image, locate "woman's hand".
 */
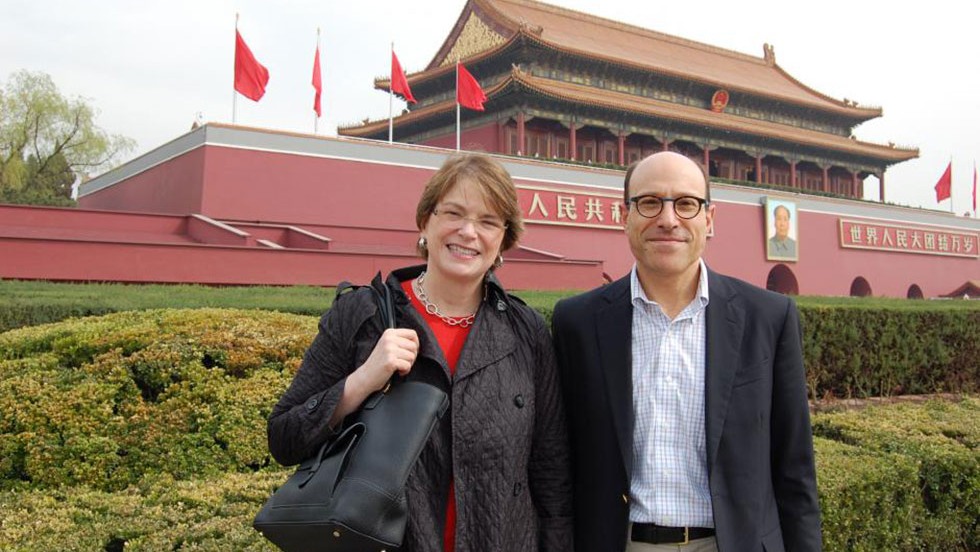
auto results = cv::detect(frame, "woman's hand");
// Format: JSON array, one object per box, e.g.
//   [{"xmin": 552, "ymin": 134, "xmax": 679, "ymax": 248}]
[
  {"xmin": 352, "ymin": 328, "xmax": 419, "ymax": 391},
  {"xmin": 330, "ymin": 328, "xmax": 419, "ymax": 425}
]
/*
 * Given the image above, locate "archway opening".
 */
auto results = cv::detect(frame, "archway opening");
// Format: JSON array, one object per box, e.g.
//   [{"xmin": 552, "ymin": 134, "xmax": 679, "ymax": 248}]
[
  {"xmin": 850, "ymin": 276, "xmax": 872, "ymax": 297},
  {"xmin": 766, "ymin": 264, "xmax": 799, "ymax": 295},
  {"xmin": 907, "ymin": 284, "xmax": 924, "ymax": 299}
]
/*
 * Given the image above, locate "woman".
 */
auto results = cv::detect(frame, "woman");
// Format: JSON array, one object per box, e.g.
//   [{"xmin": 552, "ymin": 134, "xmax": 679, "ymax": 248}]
[{"xmin": 267, "ymin": 153, "xmax": 573, "ymax": 552}]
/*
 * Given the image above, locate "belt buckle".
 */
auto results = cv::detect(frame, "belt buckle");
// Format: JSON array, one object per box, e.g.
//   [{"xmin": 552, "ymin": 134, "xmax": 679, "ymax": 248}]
[{"xmin": 681, "ymin": 527, "xmax": 689, "ymax": 545}]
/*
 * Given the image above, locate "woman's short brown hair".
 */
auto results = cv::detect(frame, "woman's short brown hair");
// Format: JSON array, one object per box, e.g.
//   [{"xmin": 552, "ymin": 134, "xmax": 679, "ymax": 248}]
[{"xmin": 416, "ymin": 153, "xmax": 524, "ymax": 257}]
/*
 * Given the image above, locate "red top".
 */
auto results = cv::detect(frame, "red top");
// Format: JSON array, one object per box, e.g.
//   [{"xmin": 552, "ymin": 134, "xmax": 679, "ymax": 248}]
[{"xmin": 401, "ymin": 280, "xmax": 472, "ymax": 552}]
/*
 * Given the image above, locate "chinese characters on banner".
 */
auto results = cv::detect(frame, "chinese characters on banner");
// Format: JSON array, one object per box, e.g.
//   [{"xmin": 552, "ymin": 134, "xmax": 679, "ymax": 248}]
[
  {"xmin": 517, "ymin": 186, "xmax": 625, "ymax": 229},
  {"xmin": 839, "ymin": 219, "xmax": 978, "ymax": 258}
]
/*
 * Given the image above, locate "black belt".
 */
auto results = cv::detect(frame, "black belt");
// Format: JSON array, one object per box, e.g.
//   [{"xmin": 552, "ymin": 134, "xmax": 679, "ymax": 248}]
[{"xmin": 631, "ymin": 523, "xmax": 715, "ymax": 545}]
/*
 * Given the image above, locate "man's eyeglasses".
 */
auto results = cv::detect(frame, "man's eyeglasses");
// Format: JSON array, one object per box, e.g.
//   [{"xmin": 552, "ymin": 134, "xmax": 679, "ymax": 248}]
[
  {"xmin": 432, "ymin": 207, "xmax": 508, "ymax": 234},
  {"xmin": 628, "ymin": 195, "xmax": 709, "ymax": 220}
]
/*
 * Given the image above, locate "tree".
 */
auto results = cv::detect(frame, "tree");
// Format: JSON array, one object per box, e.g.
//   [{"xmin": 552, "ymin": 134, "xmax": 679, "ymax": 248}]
[{"xmin": 0, "ymin": 70, "xmax": 135, "ymax": 206}]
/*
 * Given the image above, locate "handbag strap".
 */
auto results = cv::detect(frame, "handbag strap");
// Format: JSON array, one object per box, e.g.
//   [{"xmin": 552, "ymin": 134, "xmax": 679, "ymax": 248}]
[
  {"xmin": 336, "ymin": 275, "xmax": 404, "ymax": 394},
  {"xmin": 336, "ymin": 275, "xmax": 396, "ymax": 330}
]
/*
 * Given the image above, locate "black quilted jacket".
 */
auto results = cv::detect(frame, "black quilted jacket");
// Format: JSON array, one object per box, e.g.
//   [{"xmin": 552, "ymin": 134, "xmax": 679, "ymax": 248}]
[{"xmin": 267, "ymin": 265, "xmax": 573, "ymax": 552}]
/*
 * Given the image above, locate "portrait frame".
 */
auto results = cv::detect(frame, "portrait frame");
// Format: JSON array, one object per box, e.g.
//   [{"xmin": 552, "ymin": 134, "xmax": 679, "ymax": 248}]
[{"xmin": 765, "ymin": 198, "xmax": 799, "ymax": 262}]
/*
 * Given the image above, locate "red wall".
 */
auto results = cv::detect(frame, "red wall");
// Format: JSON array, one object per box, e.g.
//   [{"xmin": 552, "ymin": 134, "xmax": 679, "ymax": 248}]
[
  {"xmin": 79, "ymin": 147, "xmax": 206, "ymax": 214},
  {"xmin": 198, "ymin": 148, "xmax": 429, "ymax": 229}
]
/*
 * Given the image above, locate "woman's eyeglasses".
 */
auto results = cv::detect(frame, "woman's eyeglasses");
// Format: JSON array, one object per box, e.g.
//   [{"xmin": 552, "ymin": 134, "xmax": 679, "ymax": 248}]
[{"xmin": 432, "ymin": 208, "xmax": 508, "ymax": 234}]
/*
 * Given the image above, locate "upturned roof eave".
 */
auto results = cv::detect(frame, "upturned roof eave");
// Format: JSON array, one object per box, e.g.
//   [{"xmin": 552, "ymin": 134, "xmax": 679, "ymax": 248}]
[
  {"xmin": 373, "ymin": 31, "xmax": 525, "ymax": 94},
  {"xmin": 339, "ymin": 75, "xmax": 517, "ymax": 137}
]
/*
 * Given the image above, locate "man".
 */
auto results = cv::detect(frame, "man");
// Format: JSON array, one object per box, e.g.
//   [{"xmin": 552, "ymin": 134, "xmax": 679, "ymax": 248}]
[
  {"xmin": 553, "ymin": 152, "xmax": 821, "ymax": 552},
  {"xmin": 768, "ymin": 205, "xmax": 797, "ymax": 259}
]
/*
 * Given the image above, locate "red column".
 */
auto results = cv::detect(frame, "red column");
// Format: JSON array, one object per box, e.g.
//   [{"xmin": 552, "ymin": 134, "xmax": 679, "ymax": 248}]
[
  {"xmin": 497, "ymin": 121, "xmax": 506, "ymax": 153},
  {"xmin": 618, "ymin": 131, "xmax": 626, "ymax": 166},
  {"xmin": 661, "ymin": 139, "xmax": 671, "ymax": 151},
  {"xmin": 569, "ymin": 123, "xmax": 577, "ymax": 161},
  {"xmin": 790, "ymin": 161, "xmax": 797, "ymax": 188},
  {"xmin": 516, "ymin": 112, "xmax": 525, "ymax": 156},
  {"xmin": 852, "ymin": 171, "xmax": 859, "ymax": 198},
  {"xmin": 878, "ymin": 172, "xmax": 884, "ymax": 202},
  {"xmin": 755, "ymin": 155, "xmax": 763, "ymax": 184},
  {"xmin": 822, "ymin": 166, "xmax": 830, "ymax": 193},
  {"xmin": 703, "ymin": 147, "xmax": 710, "ymax": 171}
]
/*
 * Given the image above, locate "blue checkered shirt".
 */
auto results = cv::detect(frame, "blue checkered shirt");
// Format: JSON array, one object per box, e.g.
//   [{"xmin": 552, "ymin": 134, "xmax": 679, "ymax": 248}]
[{"xmin": 629, "ymin": 260, "xmax": 714, "ymax": 527}]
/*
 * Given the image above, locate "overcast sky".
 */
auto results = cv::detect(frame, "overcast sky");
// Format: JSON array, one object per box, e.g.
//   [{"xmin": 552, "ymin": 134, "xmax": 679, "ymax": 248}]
[{"xmin": 3, "ymin": 0, "xmax": 977, "ymax": 214}]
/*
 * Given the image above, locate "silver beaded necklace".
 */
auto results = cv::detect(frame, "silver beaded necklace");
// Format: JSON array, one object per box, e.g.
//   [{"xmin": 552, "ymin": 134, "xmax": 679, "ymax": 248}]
[{"xmin": 414, "ymin": 271, "xmax": 476, "ymax": 328}]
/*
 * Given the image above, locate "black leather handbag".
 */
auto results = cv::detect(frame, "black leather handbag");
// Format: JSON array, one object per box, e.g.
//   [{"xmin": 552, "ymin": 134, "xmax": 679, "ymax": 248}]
[{"xmin": 254, "ymin": 280, "xmax": 449, "ymax": 552}]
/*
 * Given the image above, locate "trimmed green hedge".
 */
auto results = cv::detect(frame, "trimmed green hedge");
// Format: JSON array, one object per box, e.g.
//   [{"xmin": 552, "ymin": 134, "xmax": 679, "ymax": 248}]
[
  {"xmin": 815, "ymin": 438, "xmax": 923, "ymax": 551},
  {"xmin": 1, "ymin": 310, "xmax": 978, "ymax": 550},
  {"xmin": 800, "ymin": 306, "xmax": 980, "ymax": 398},
  {"xmin": 0, "ymin": 309, "xmax": 314, "ymax": 491},
  {"xmin": 813, "ymin": 399, "xmax": 980, "ymax": 549}
]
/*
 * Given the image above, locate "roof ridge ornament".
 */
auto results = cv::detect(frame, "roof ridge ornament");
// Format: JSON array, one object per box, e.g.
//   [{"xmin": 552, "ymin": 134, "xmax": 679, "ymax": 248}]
[
  {"xmin": 763, "ymin": 43, "xmax": 776, "ymax": 65},
  {"xmin": 517, "ymin": 17, "xmax": 544, "ymax": 35}
]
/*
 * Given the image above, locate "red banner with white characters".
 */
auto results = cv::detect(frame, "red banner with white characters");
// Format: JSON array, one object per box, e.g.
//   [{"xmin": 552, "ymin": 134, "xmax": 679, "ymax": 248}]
[
  {"xmin": 839, "ymin": 218, "xmax": 978, "ymax": 258},
  {"xmin": 517, "ymin": 186, "xmax": 624, "ymax": 230}
]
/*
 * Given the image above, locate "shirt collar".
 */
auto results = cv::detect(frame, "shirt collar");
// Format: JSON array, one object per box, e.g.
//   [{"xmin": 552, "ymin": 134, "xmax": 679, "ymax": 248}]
[{"xmin": 630, "ymin": 259, "xmax": 710, "ymax": 310}]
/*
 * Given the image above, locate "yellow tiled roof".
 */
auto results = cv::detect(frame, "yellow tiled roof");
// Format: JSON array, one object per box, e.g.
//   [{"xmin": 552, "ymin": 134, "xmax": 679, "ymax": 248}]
[{"xmin": 417, "ymin": 0, "xmax": 881, "ymax": 118}]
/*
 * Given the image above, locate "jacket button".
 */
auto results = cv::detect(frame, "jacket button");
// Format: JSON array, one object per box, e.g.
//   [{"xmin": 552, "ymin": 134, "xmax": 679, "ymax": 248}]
[
  {"xmin": 513, "ymin": 482, "xmax": 523, "ymax": 496},
  {"xmin": 305, "ymin": 397, "xmax": 319, "ymax": 411},
  {"xmin": 497, "ymin": 300, "xmax": 507, "ymax": 311},
  {"xmin": 513, "ymin": 394, "xmax": 525, "ymax": 408}
]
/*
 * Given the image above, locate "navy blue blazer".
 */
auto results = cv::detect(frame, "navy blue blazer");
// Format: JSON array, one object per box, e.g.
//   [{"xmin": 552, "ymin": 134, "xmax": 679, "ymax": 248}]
[{"xmin": 552, "ymin": 268, "xmax": 822, "ymax": 552}]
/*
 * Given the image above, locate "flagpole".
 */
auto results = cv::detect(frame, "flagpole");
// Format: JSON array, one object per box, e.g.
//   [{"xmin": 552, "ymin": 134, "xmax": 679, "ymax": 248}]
[
  {"xmin": 456, "ymin": 60, "xmax": 461, "ymax": 151},
  {"xmin": 314, "ymin": 28, "xmax": 320, "ymax": 135},
  {"xmin": 232, "ymin": 13, "xmax": 239, "ymax": 124},
  {"xmin": 389, "ymin": 42, "xmax": 394, "ymax": 144}
]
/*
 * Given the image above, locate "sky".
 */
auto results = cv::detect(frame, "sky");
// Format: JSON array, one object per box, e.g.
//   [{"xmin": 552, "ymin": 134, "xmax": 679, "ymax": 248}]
[{"xmin": 3, "ymin": 0, "xmax": 978, "ymax": 214}]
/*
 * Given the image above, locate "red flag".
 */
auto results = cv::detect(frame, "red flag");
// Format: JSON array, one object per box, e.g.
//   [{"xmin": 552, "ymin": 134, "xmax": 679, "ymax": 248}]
[
  {"xmin": 234, "ymin": 30, "xmax": 269, "ymax": 102},
  {"xmin": 456, "ymin": 63, "xmax": 487, "ymax": 111},
  {"xmin": 934, "ymin": 161, "xmax": 952, "ymax": 202},
  {"xmin": 312, "ymin": 45, "xmax": 322, "ymax": 117},
  {"xmin": 391, "ymin": 51, "xmax": 416, "ymax": 104}
]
